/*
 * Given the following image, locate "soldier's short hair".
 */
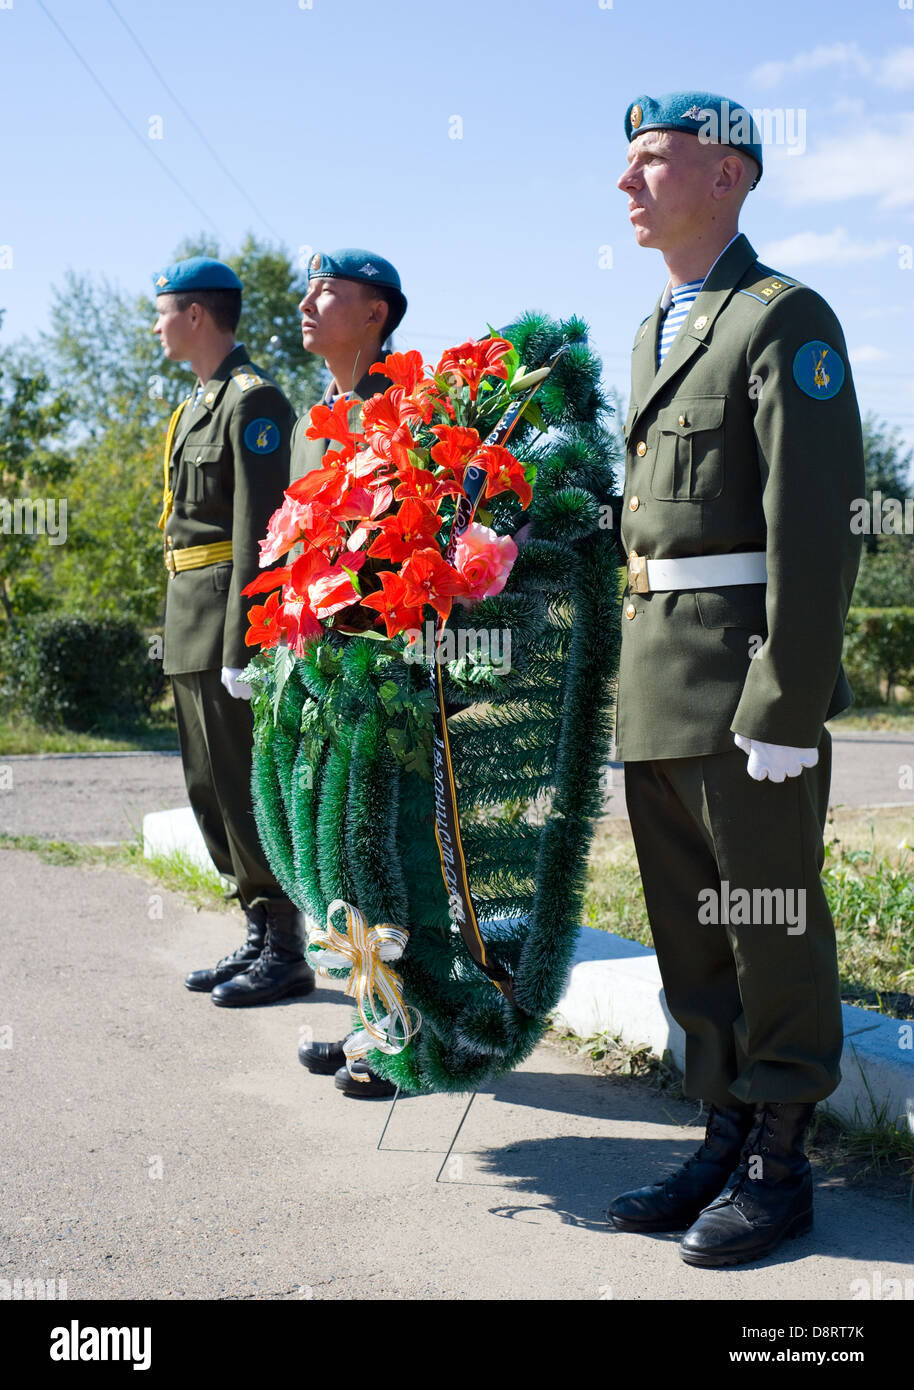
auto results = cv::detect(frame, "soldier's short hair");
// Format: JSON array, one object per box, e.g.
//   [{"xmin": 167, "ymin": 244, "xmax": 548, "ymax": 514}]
[
  {"xmin": 360, "ymin": 283, "xmax": 406, "ymax": 344},
  {"xmin": 173, "ymin": 288, "xmax": 242, "ymax": 334}
]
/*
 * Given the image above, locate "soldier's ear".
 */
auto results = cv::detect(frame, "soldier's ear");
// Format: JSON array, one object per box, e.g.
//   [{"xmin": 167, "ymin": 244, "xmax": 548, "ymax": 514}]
[{"xmin": 364, "ymin": 294, "xmax": 389, "ymax": 334}]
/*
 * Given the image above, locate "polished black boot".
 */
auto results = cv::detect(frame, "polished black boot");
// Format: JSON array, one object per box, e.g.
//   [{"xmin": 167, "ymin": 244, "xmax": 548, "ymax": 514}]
[
  {"xmin": 608, "ymin": 1101, "xmax": 756, "ymax": 1233},
  {"xmin": 679, "ymin": 1101, "xmax": 816, "ymax": 1267},
  {"xmin": 210, "ymin": 907, "xmax": 315, "ymax": 1007},
  {"xmin": 334, "ymin": 1060, "xmax": 397, "ymax": 1098},
  {"xmin": 298, "ymin": 1038, "xmax": 347, "ymax": 1074},
  {"xmin": 184, "ymin": 906, "xmax": 267, "ymax": 992}
]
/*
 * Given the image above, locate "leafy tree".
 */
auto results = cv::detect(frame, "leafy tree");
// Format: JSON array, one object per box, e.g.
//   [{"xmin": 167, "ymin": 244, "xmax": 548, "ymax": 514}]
[{"xmin": 0, "ymin": 325, "xmax": 73, "ymax": 628}]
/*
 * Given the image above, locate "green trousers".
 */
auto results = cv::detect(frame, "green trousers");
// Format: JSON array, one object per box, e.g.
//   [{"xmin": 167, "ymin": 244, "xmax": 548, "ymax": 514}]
[
  {"xmin": 171, "ymin": 670, "xmax": 293, "ymax": 914},
  {"xmin": 623, "ymin": 729, "xmax": 842, "ymax": 1106}
]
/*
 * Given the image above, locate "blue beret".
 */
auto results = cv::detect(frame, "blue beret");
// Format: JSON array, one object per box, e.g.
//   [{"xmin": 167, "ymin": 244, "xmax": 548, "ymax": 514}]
[
  {"xmin": 153, "ymin": 256, "xmax": 243, "ymax": 295},
  {"xmin": 624, "ymin": 91, "xmax": 763, "ymax": 184}
]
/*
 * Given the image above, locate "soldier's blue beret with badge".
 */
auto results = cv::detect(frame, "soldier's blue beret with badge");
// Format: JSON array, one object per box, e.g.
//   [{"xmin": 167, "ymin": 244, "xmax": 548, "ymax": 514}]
[
  {"xmin": 624, "ymin": 91, "xmax": 763, "ymax": 186},
  {"xmin": 307, "ymin": 247, "xmax": 407, "ymax": 325},
  {"xmin": 153, "ymin": 256, "xmax": 243, "ymax": 295}
]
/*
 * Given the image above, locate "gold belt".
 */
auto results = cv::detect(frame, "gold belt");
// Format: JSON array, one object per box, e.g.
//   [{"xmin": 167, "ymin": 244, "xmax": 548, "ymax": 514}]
[{"xmin": 164, "ymin": 539, "xmax": 234, "ymax": 575}]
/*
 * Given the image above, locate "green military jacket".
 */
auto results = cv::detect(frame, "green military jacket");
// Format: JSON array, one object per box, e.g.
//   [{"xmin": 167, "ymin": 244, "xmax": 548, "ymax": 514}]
[
  {"xmin": 162, "ymin": 343, "xmax": 295, "ymax": 675},
  {"xmin": 616, "ymin": 233, "xmax": 864, "ymax": 761},
  {"xmin": 290, "ymin": 363, "xmax": 391, "ymax": 485}
]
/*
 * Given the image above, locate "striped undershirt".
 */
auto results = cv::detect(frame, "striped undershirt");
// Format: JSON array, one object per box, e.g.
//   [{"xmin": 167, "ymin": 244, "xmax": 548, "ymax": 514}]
[{"xmin": 658, "ymin": 277, "xmax": 704, "ymax": 367}]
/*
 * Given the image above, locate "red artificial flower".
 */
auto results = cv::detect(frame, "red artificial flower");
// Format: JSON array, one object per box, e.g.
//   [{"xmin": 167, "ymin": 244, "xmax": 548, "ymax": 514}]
[
  {"xmin": 472, "ymin": 444, "xmax": 533, "ymax": 510},
  {"xmin": 278, "ymin": 596, "xmax": 323, "ymax": 656},
  {"xmin": 436, "ymin": 337, "xmax": 512, "ymax": 402},
  {"xmin": 242, "ymin": 565, "xmax": 292, "ymax": 598},
  {"xmin": 429, "ymin": 424, "xmax": 482, "ymax": 482},
  {"xmin": 398, "ymin": 546, "xmax": 470, "ymax": 621},
  {"xmin": 392, "ymin": 464, "xmax": 463, "ymax": 506},
  {"xmin": 370, "ymin": 350, "xmax": 426, "ymax": 393},
  {"xmin": 305, "ymin": 396, "xmax": 361, "ymax": 449},
  {"xmin": 361, "ymin": 392, "xmax": 416, "ymax": 468},
  {"xmin": 308, "ymin": 555, "xmax": 365, "ymax": 618},
  {"xmin": 367, "ymin": 497, "xmax": 443, "ymax": 563},
  {"xmin": 245, "ymin": 590, "xmax": 284, "ymax": 649},
  {"xmin": 360, "ymin": 570, "xmax": 425, "ymax": 640}
]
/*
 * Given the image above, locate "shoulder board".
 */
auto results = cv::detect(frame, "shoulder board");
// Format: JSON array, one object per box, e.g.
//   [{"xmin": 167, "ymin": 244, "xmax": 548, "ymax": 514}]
[
  {"xmin": 737, "ymin": 268, "xmax": 797, "ymax": 307},
  {"xmin": 230, "ymin": 365, "xmax": 265, "ymax": 393}
]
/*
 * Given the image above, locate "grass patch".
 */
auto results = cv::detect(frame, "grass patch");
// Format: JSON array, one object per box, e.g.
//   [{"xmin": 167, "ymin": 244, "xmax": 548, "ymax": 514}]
[
  {"xmin": 0, "ymin": 711, "xmax": 179, "ymax": 755},
  {"xmin": 828, "ymin": 706, "xmax": 914, "ymax": 732},
  {"xmin": 583, "ymin": 807, "xmax": 914, "ymax": 1019},
  {"xmin": 0, "ymin": 832, "xmax": 228, "ymax": 911}
]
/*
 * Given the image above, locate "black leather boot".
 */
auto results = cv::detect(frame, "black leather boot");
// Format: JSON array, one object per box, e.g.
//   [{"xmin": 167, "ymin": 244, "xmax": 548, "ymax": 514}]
[
  {"xmin": 334, "ymin": 1061, "xmax": 397, "ymax": 1098},
  {"xmin": 608, "ymin": 1101, "xmax": 756, "ymax": 1233},
  {"xmin": 210, "ymin": 907, "xmax": 315, "ymax": 1007},
  {"xmin": 299, "ymin": 1038, "xmax": 347, "ymax": 1074},
  {"xmin": 184, "ymin": 906, "xmax": 267, "ymax": 992},
  {"xmin": 679, "ymin": 1101, "xmax": 816, "ymax": 1267}
]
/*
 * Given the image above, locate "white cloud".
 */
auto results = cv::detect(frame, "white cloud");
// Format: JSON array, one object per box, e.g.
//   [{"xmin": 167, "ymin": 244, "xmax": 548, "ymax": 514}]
[
  {"xmin": 767, "ymin": 115, "xmax": 914, "ymax": 209},
  {"xmin": 879, "ymin": 47, "xmax": 914, "ymax": 89},
  {"xmin": 750, "ymin": 43, "xmax": 871, "ymax": 89},
  {"xmin": 758, "ymin": 228, "xmax": 896, "ymax": 266},
  {"xmin": 848, "ymin": 345, "xmax": 892, "ymax": 365}
]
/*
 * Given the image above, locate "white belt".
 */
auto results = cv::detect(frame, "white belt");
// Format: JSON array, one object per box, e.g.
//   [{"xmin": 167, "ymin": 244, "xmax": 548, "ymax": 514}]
[{"xmin": 627, "ymin": 550, "xmax": 767, "ymax": 595}]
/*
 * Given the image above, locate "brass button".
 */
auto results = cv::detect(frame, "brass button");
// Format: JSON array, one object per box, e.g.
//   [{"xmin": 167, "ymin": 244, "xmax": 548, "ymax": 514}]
[
  {"xmin": 636, "ymin": 441, "xmax": 647, "ymax": 457},
  {"xmin": 625, "ymin": 602, "xmax": 636, "ymax": 620},
  {"xmin": 204, "ymin": 391, "xmax": 215, "ymax": 404},
  {"xmin": 629, "ymin": 495, "xmax": 640, "ymax": 511},
  {"xmin": 678, "ymin": 414, "xmax": 686, "ymax": 427}
]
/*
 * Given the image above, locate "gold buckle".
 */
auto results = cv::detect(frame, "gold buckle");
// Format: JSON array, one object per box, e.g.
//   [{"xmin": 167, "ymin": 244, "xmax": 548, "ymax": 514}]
[
  {"xmin": 164, "ymin": 543, "xmax": 176, "ymax": 576},
  {"xmin": 627, "ymin": 551, "xmax": 649, "ymax": 594}
]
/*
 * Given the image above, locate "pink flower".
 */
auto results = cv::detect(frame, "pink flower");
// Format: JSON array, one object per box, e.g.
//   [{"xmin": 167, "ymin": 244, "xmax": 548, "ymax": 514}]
[
  {"xmin": 453, "ymin": 522, "xmax": 517, "ymax": 603},
  {"xmin": 258, "ymin": 493, "xmax": 311, "ymax": 566}
]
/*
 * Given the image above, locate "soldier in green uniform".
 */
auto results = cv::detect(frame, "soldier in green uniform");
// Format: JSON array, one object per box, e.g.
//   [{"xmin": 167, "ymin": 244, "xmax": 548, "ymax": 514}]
[
  {"xmin": 285, "ymin": 248, "xmax": 404, "ymax": 1096},
  {"xmin": 153, "ymin": 256, "xmax": 315, "ymax": 1007},
  {"xmin": 607, "ymin": 94, "xmax": 863, "ymax": 1265}
]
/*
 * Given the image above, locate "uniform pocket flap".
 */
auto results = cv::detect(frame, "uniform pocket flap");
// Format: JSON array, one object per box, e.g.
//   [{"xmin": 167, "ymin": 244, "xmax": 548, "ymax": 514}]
[
  {"xmin": 696, "ymin": 586, "xmax": 767, "ymax": 630},
  {"xmin": 657, "ymin": 396, "xmax": 725, "ymax": 437},
  {"xmin": 188, "ymin": 443, "xmax": 224, "ymax": 466}
]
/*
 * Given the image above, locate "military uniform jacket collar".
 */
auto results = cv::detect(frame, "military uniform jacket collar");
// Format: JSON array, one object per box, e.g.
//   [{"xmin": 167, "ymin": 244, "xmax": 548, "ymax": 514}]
[
  {"xmin": 172, "ymin": 343, "xmax": 253, "ymax": 454},
  {"xmin": 631, "ymin": 233, "xmax": 758, "ymax": 427}
]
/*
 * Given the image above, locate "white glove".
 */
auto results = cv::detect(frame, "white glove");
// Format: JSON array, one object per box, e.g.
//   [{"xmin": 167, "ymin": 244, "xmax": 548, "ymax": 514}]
[
  {"xmin": 221, "ymin": 666, "xmax": 252, "ymax": 701},
  {"xmin": 733, "ymin": 733, "xmax": 818, "ymax": 783}
]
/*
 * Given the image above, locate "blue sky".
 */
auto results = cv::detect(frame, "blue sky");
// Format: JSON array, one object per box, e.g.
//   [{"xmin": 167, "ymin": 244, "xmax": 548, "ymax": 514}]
[{"xmin": 2, "ymin": 0, "xmax": 914, "ymax": 459}]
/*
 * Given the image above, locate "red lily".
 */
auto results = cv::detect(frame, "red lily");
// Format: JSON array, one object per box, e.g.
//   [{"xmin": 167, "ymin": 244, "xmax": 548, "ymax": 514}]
[
  {"xmin": 242, "ymin": 565, "xmax": 292, "ymax": 598},
  {"xmin": 361, "ymin": 392, "xmax": 416, "ymax": 468},
  {"xmin": 370, "ymin": 350, "xmax": 426, "ymax": 393},
  {"xmin": 367, "ymin": 497, "xmax": 442, "ymax": 563},
  {"xmin": 360, "ymin": 570, "xmax": 425, "ymax": 640},
  {"xmin": 398, "ymin": 546, "xmax": 470, "ymax": 621},
  {"xmin": 305, "ymin": 396, "xmax": 361, "ymax": 449},
  {"xmin": 308, "ymin": 556, "xmax": 365, "ymax": 618},
  {"xmin": 392, "ymin": 464, "xmax": 463, "ymax": 506},
  {"xmin": 473, "ymin": 444, "xmax": 533, "ymax": 510},
  {"xmin": 429, "ymin": 424, "xmax": 482, "ymax": 482},
  {"xmin": 278, "ymin": 596, "xmax": 323, "ymax": 656},
  {"xmin": 245, "ymin": 590, "xmax": 284, "ymax": 649},
  {"xmin": 436, "ymin": 337, "xmax": 512, "ymax": 402}
]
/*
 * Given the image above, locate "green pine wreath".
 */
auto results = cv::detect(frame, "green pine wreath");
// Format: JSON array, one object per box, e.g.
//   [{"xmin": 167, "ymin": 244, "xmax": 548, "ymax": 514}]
[{"xmin": 246, "ymin": 312, "xmax": 621, "ymax": 1092}]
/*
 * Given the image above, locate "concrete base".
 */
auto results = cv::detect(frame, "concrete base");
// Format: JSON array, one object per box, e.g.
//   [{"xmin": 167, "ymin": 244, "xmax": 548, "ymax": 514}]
[
  {"xmin": 554, "ymin": 926, "xmax": 914, "ymax": 1135},
  {"xmin": 142, "ymin": 806, "xmax": 215, "ymax": 873}
]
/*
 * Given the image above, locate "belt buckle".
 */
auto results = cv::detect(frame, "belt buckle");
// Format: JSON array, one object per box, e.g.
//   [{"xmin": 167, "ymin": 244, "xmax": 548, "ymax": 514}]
[{"xmin": 628, "ymin": 551, "xmax": 650, "ymax": 595}]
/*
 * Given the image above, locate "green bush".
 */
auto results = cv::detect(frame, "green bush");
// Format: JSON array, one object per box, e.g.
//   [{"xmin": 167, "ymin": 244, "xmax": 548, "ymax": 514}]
[
  {"xmin": 0, "ymin": 615, "xmax": 164, "ymax": 730},
  {"xmin": 843, "ymin": 608, "xmax": 914, "ymax": 705}
]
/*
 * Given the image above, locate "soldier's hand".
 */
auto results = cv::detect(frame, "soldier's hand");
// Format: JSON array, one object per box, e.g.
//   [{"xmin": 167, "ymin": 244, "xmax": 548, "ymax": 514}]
[
  {"xmin": 733, "ymin": 734, "xmax": 818, "ymax": 783},
  {"xmin": 221, "ymin": 666, "xmax": 253, "ymax": 701}
]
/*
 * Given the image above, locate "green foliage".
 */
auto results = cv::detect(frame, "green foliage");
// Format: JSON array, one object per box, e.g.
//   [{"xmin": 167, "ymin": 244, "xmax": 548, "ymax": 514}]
[
  {"xmin": 1, "ymin": 614, "xmax": 164, "ymax": 731},
  {"xmin": 843, "ymin": 607, "xmax": 914, "ymax": 703}
]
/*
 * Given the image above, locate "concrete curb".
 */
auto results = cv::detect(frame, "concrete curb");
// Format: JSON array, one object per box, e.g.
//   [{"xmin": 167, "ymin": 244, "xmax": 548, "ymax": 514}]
[
  {"xmin": 555, "ymin": 926, "xmax": 914, "ymax": 1136},
  {"xmin": 144, "ymin": 807, "xmax": 914, "ymax": 1136}
]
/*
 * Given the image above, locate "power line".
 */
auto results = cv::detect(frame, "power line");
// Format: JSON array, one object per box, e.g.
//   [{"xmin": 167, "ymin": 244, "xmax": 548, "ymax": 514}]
[
  {"xmin": 35, "ymin": 0, "xmax": 221, "ymax": 237},
  {"xmin": 106, "ymin": 0, "xmax": 285, "ymax": 244}
]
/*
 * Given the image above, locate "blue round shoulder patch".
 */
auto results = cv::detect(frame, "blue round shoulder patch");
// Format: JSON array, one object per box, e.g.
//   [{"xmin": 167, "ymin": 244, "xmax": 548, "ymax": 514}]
[
  {"xmin": 244, "ymin": 418, "xmax": 280, "ymax": 454},
  {"xmin": 792, "ymin": 341, "xmax": 845, "ymax": 400}
]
